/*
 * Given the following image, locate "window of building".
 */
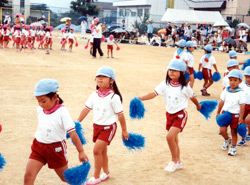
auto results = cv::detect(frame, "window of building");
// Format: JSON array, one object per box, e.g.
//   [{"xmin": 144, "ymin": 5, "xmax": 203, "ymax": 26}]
[
  {"xmin": 138, "ymin": 9, "xmax": 143, "ymax": 16},
  {"xmin": 125, "ymin": 9, "xmax": 130, "ymax": 16},
  {"xmin": 131, "ymin": 11, "xmax": 136, "ymax": 17},
  {"xmin": 119, "ymin": 9, "xmax": 124, "ymax": 17},
  {"xmin": 226, "ymin": 16, "xmax": 232, "ymax": 21},
  {"xmin": 20, "ymin": 0, "xmax": 25, "ymax": 8},
  {"xmin": 144, "ymin": 8, "xmax": 149, "ymax": 16}
]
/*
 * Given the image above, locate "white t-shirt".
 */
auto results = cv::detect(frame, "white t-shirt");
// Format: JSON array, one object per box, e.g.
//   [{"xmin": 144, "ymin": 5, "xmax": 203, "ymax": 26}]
[
  {"xmin": 35, "ymin": 106, "xmax": 75, "ymax": 144},
  {"xmin": 22, "ymin": 29, "xmax": 27, "ymax": 36},
  {"xmin": 45, "ymin": 31, "xmax": 52, "ymax": 38},
  {"xmin": 25, "ymin": 30, "xmax": 31, "ymax": 37},
  {"xmin": 85, "ymin": 91, "xmax": 123, "ymax": 125},
  {"xmin": 93, "ymin": 24, "xmax": 102, "ymax": 38},
  {"xmin": 199, "ymin": 55, "xmax": 216, "ymax": 69},
  {"xmin": 14, "ymin": 30, "xmax": 22, "ymax": 38},
  {"xmin": 222, "ymin": 75, "xmax": 229, "ymax": 89},
  {"xmin": 220, "ymin": 88, "xmax": 245, "ymax": 114},
  {"xmin": 154, "ymin": 81, "xmax": 195, "ymax": 114},
  {"xmin": 30, "ymin": 29, "xmax": 36, "ymax": 37},
  {"xmin": 2, "ymin": 29, "xmax": 10, "ymax": 36},
  {"xmin": 38, "ymin": 30, "xmax": 45, "ymax": 36},
  {"xmin": 62, "ymin": 32, "xmax": 68, "ymax": 39},
  {"xmin": 183, "ymin": 51, "xmax": 194, "ymax": 68},
  {"xmin": 68, "ymin": 32, "xmax": 75, "ymax": 39},
  {"xmin": 240, "ymin": 82, "xmax": 250, "ymax": 104},
  {"xmin": 173, "ymin": 49, "xmax": 186, "ymax": 61},
  {"xmin": 107, "ymin": 38, "xmax": 115, "ymax": 45},
  {"xmin": 88, "ymin": 34, "xmax": 94, "ymax": 43}
]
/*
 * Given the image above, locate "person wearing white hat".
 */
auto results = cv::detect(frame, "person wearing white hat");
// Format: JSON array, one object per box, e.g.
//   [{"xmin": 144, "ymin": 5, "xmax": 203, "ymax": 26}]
[
  {"xmin": 217, "ymin": 69, "xmax": 245, "ymax": 156},
  {"xmin": 3, "ymin": 12, "xmax": 11, "ymax": 25},
  {"xmin": 92, "ymin": 17, "xmax": 104, "ymax": 58},
  {"xmin": 222, "ymin": 59, "xmax": 239, "ymax": 89}
]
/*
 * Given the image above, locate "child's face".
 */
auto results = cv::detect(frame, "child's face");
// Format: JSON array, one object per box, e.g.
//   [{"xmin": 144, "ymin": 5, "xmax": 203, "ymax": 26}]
[
  {"xmin": 168, "ymin": 69, "xmax": 181, "ymax": 82},
  {"xmin": 96, "ymin": 75, "xmax": 114, "ymax": 90},
  {"xmin": 36, "ymin": 95, "xmax": 57, "ymax": 111},
  {"xmin": 229, "ymin": 77, "xmax": 242, "ymax": 89},
  {"xmin": 227, "ymin": 65, "xmax": 239, "ymax": 72},
  {"xmin": 188, "ymin": 47, "xmax": 195, "ymax": 52},
  {"xmin": 245, "ymin": 76, "xmax": 250, "ymax": 84}
]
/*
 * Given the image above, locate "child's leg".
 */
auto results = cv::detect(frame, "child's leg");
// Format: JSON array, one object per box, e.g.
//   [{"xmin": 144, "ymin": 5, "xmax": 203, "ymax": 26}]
[
  {"xmin": 175, "ymin": 135, "xmax": 180, "ymax": 163},
  {"xmin": 203, "ymin": 79, "xmax": 208, "ymax": 88},
  {"xmin": 189, "ymin": 74, "xmax": 194, "ymax": 88},
  {"xmin": 245, "ymin": 114, "xmax": 250, "ymax": 135},
  {"xmin": 54, "ymin": 164, "xmax": 68, "ymax": 182},
  {"xmin": 107, "ymin": 49, "xmax": 109, "ymax": 57},
  {"xmin": 111, "ymin": 49, "xmax": 113, "ymax": 57},
  {"xmin": 166, "ymin": 127, "xmax": 181, "ymax": 163},
  {"xmin": 93, "ymin": 140, "xmax": 108, "ymax": 179},
  {"xmin": 205, "ymin": 78, "xmax": 214, "ymax": 89},
  {"xmin": 220, "ymin": 126, "xmax": 229, "ymax": 140},
  {"xmin": 24, "ymin": 159, "xmax": 44, "ymax": 185},
  {"xmin": 102, "ymin": 145, "xmax": 109, "ymax": 174},
  {"xmin": 231, "ymin": 128, "xmax": 238, "ymax": 146}
]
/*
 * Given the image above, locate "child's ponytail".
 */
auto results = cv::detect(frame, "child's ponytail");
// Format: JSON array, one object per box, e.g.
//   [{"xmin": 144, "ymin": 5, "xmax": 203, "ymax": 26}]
[
  {"xmin": 112, "ymin": 81, "xmax": 123, "ymax": 103},
  {"xmin": 45, "ymin": 92, "xmax": 64, "ymax": 104},
  {"xmin": 166, "ymin": 70, "xmax": 187, "ymax": 88}
]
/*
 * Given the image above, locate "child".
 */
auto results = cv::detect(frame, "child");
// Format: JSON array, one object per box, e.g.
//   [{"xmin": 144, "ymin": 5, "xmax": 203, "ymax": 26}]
[
  {"xmin": 24, "ymin": 79, "xmax": 88, "ymax": 184},
  {"xmin": 13, "ymin": 25, "xmax": 22, "ymax": 52},
  {"xmin": 106, "ymin": 34, "xmax": 119, "ymax": 58},
  {"xmin": 60, "ymin": 28, "xmax": 67, "ymax": 51},
  {"xmin": 66, "ymin": 27, "xmax": 78, "ymax": 52},
  {"xmin": 43, "ymin": 26, "xmax": 52, "ymax": 54},
  {"xmin": 92, "ymin": 18, "xmax": 104, "ymax": 59},
  {"xmin": 24, "ymin": 25, "xmax": 33, "ymax": 53},
  {"xmin": 2, "ymin": 24, "xmax": 10, "ymax": 49},
  {"xmin": 198, "ymin": 44, "xmax": 219, "ymax": 96},
  {"xmin": 237, "ymin": 66, "xmax": 250, "ymax": 146},
  {"xmin": 0, "ymin": 24, "xmax": 3, "ymax": 48},
  {"xmin": 37, "ymin": 26, "xmax": 45, "ymax": 49},
  {"xmin": 86, "ymin": 33, "xmax": 94, "ymax": 55},
  {"xmin": 49, "ymin": 26, "xmax": 54, "ymax": 50},
  {"xmin": 183, "ymin": 41, "xmax": 196, "ymax": 88},
  {"xmin": 138, "ymin": 59, "xmax": 201, "ymax": 172},
  {"xmin": 216, "ymin": 69, "xmax": 245, "ymax": 156},
  {"xmin": 173, "ymin": 39, "xmax": 186, "ymax": 60},
  {"xmin": 77, "ymin": 66, "xmax": 129, "ymax": 184},
  {"xmin": 222, "ymin": 59, "xmax": 239, "ymax": 89},
  {"xmin": 30, "ymin": 25, "xmax": 37, "ymax": 49}
]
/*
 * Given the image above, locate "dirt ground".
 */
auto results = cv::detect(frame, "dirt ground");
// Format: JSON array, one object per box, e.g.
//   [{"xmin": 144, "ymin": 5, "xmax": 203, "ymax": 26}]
[{"xmin": 0, "ymin": 32, "xmax": 250, "ymax": 185}]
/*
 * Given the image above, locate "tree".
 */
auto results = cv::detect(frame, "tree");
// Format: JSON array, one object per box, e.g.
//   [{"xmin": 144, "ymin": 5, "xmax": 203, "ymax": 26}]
[
  {"xmin": 248, "ymin": 6, "xmax": 250, "ymax": 15},
  {"xmin": 133, "ymin": 14, "xmax": 149, "ymax": 34},
  {"xmin": 0, "ymin": 0, "xmax": 9, "ymax": 7},
  {"xmin": 70, "ymin": 0, "xmax": 99, "ymax": 16}
]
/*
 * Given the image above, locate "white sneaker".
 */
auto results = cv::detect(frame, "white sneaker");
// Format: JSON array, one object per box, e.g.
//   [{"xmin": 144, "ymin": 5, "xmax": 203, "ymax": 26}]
[
  {"xmin": 86, "ymin": 177, "xmax": 101, "ymax": 185},
  {"xmin": 100, "ymin": 172, "xmax": 110, "ymax": 182},
  {"xmin": 164, "ymin": 161, "xmax": 178, "ymax": 172},
  {"xmin": 176, "ymin": 161, "xmax": 182, "ymax": 170},
  {"xmin": 222, "ymin": 137, "xmax": 231, "ymax": 151},
  {"xmin": 228, "ymin": 147, "xmax": 237, "ymax": 156}
]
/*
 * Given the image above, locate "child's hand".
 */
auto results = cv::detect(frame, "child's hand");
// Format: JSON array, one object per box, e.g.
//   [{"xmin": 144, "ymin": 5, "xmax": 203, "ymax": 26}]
[
  {"xmin": 122, "ymin": 130, "xmax": 130, "ymax": 140},
  {"xmin": 216, "ymin": 113, "xmax": 220, "ymax": 118},
  {"xmin": 197, "ymin": 104, "xmax": 202, "ymax": 111},
  {"xmin": 238, "ymin": 117, "xmax": 244, "ymax": 125},
  {"xmin": 79, "ymin": 151, "xmax": 88, "ymax": 162}
]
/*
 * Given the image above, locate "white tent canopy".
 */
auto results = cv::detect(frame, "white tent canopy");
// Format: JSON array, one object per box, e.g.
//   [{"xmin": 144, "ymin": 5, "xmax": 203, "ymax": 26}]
[{"xmin": 161, "ymin": 8, "xmax": 225, "ymax": 24}]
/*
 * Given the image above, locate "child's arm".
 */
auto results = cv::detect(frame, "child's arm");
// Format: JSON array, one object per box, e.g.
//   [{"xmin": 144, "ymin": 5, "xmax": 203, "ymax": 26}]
[
  {"xmin": 238, "ymin": 104, "xmax": 245, "ymax": 124},
  {"xmin": 213, "ymin": 64, "xmax": 219, "ymax": 73},
  {"xmin": 190, "ymin": 96, "xmax": 202, "ymax": 110},
  {"xmin": 118, "ymin": 113, "xmax": 129, "ymax": 140},
  {"xmin": 114, "ymin": 41, "xmax": 118, "ymax": 47},
  {"xmin": 138, "ymin": 92, "xmax": 157, "ymax": 101},
  {"xmin": 68, "ymin": 131, "xmax": 88, "ymax": 162},
  {"xmin": 77, "ymin": 107, "xmax": 90, "ymax": 122},
  {"xmin": 198, "ymin": 63, "xmax": 202, "ymax": 72},
  {"xmin": 74, "ymin": 36, "xmax": 78, "ymax": 43},
  {"xmin": 216, "ymin": 100, "xmax": 224, "ymax": 117}
]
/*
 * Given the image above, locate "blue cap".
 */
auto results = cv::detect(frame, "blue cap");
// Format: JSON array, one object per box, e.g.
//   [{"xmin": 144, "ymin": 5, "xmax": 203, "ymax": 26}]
[
  {"xmin": 34, "ymin": 79, "xmax": 59, "ymax": 96},
  {"xmin": 186, "ymin": 41, "xmax": 196, "ymax": 48},
  {"xmin": 204, "ymin": 44, "xmax": 213, "ymax": 52},
  {"xmin": 178, "ymin": 39, "xmax": 186, "ymax": 47},
  {"xmin": 244, "ymin": 66, "xmax": 250, "ymax": 76},
  {"xmin": 228, "ymin": 69, "xmax": 243, "ymax": 80},
  {"xmin": 227, "ymin": 59, "xmax": 239, "ymax": 68},
  {"xmin": 96, "ymin": 66, "xmax": 116, "ymax": 81},
  {"xmin": 229, "ymin": 50, "xmax": 237, "ymax": 58},
  {"xmin": 168, "ymin": 59, "xmax": 187, "ymax": 72}
]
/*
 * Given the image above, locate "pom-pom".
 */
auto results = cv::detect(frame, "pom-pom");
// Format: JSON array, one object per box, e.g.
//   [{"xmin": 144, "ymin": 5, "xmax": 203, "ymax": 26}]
[
  {"xmin": 0, "ymin": 124, "xmax": 2, "ymax": 133},
  {"xmin": 199, "ymin": 100, "xmax": 218, "ymax": 120},
  {"xmin": 216, "ymin": 111, "xmax": 232, "ymax": 127},
  {"xmin": 184, "ymin": 71, "xmax": 190, "ymax": 80},
  {"xmin": 75, "ymin": 42, "xmax": 78, "ymax": 47},
  {"xmin": 66, "ymin": 121, "xmax": 86, "ymax": 145},
  {"xmin": 84, "ymin": 44, "xmax": 88, "ymax": 49},
  {"xmin": 40, "ymin": 40, "xmax": 44, "ymax": 45},
  {"xmin": 27, "ymin": 42, "xmax": 32, "ymax": 49},
  {"xmin": 51, "ymin": 40, "xmax": 53, "ymax": 44},
  {"xmin": 116, "ymin": 46, "xmax": 120, "ymax": 51},
  {"xmin": 123, "ymin": 132, "xmax": 145, "ymax": 151},
  {"xmin": 193, "ymin": 70, "xmax": 197, "ymax": 79},
  {"xmin": 241, "ymin": 59, "xmax": 250, "ymax": 70},
  {"xmin": 14, "ymin": 38, "xmax": 18, "ymax": 43},
  {"xmin": 212, "ymin": 72, "xmax": 221, "ymax": 82},
  {"xmin": 101, "ymin": 35, "xmax": 105, "ymax": 42},
  {"xmin": 20, "ymin": 39, "xmax": 25, "ymax": 46},
  {"xmin": 196, "ymin": 71, "xmax": 204, "ymax": 80},
  {"xmin": 36, "ymin": 37, "xmax": 39, "ymax": 42},
  {"xmin": 63, "ymin": 40, "xmax": 67, "ymax": 45},
  {"xmin": 238, "ymin": 124, "xmax": 248, "ymax": 138},
  {"xmin": 9, "ymin": 37, "xmax": 11, "ymax": 41},
  {"xmin": 63, "ymin": 162, "xmax": 91, "ymax": 185},
  {"xmin": 0, "ymin": 153, "xmax": 6, "ymax": 171},
  {"xmin": 129, "ymin": 97, "xmax": 146, "ymax": 119},
  {"xmin": 90, "ymin": 24, "xmax": 94, "ymax": 30}
]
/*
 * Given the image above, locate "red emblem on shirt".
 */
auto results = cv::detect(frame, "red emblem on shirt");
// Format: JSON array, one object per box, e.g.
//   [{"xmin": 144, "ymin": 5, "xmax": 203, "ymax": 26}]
[
  {"xmin": 204, "ymin": 58, "xmax": 209, "ymax": 62},
  {"xmin": 176, "ymin": 55, "xmax": 180, "ymax": 59}
]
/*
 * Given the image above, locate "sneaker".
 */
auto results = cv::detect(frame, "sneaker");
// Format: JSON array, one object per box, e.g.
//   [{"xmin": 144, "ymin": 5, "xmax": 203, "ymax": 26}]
[
  {"xmin": 246, "ymin": 135, "xmax": 250, "ymax": 141},
  {"xmin": 228, "ymin": 146, "xmax": 237, "ymax": 156},
  {"xmin": 237, "ymin": 139, "xmax": 246, "ymax": 146},
  {"xmin": 100, "ymin": 173, "xmax": 110, "ymax": 182},
  {"xmin": 92, "ymin": 56, "xmax": 96, "ymax": 59},
  {"xmin": 176, "ymin": 162, "xmax": 182, "ymax": 170},
  {"xmin": 69, "ymin": 49, "xmax": 72, "ymax": 52},
  {"xmin": 222, "ymin": 137, "xmax": 231, "ymax": 150},
  {"xmin": 86, "ymin": 177, "xmax": 101, "ymax": 185},
  {"xmin": 111, "ymin": 56, "xmax": 114, "ymax": 58},
  {"xmin": 107, "ymin": 56, "xmax": 109, "ymax": 58},
  {"xmin": 46, "ymin": 50, "xmax": 50, "ymax": 55},
  {"xmin": 164, "ymin": 161, "xmax": 178, "ymax": 172}
]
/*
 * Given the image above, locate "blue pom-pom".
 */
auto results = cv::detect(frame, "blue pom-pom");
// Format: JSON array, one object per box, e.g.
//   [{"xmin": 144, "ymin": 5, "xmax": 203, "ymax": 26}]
[
  {"xmin": 238, "ymin": 124, "xmax": 247, "ymax": 138},
  {"xmin": 123, "ymin": 132, "xmax": 145, "ymax": 151},
  {"xmin": 64, "ymin": 162, "xmax": 91, "ymax": 185},
  {"xmin": 184, "ymin": 71, "xmax": 190, "ymax": 80},
  {"xmin": 196, "ymin": 71, "xmax": 204, "ymax": 80},
  {"xmin": 129, "ymin": 97, "xmax": 146, "ymax": 119},
  {"xmin": 193, "ymin": 70, "xmax": 198, "ymax": 79},
  {"xmin": 199, "ymin": 100, "xmax": 218, "ymax": 120},
  {"xmin": 241, "ymin": 59, "xmax": 250, "ymax": 70},
  {"xmin": 66, "ymin": 121, "xmax": 86, "ymax": 145},
  {"xmin": 0, "ymin": 153, "xmax": 6, "ymax": 171},
  {"xmin": 212, "ymin": 72, "xmax": 221, "ymax": 82},
  {"xmin": 216, "ymin": 111, "xmax": 232, "ymax": 127}
]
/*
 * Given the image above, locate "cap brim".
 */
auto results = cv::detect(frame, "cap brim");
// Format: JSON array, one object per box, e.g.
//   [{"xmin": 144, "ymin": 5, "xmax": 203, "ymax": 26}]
[{"xmin": 96, "ymin": 72, "xmax": 112, "ymax": 79}]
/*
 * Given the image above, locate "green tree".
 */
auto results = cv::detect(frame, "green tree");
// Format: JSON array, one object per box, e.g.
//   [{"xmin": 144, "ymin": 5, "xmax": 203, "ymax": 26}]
[
  {"xmin": 70, "ymin": 0, "xmax": 99, "ymax": 16},
  {"xmin": 133, "ymin": 14, "xmax": 149, "ymax": 34},
  {"xmin": 0, "ymin": 0, "xmax": 9, "ymax": 7}
]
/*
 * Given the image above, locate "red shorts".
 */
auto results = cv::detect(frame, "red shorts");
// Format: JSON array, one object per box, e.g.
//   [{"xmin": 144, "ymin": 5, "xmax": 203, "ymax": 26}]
[
  {"xmin": 93, "ymin": 123, "xmax": 117, "ymax": 145},
  {"xmin": 69, "ymin": 38, "xmax": 74, "ymax": 44},
  {"xmin": 166, "ymin": 110, "xmax": 188, "ymax": 132},
  {"xmin": 222, "ymin": 111, "xmax": 239, "ymax": 129},
  {"xmin": 40, "ymin": 36, "xmax": 44, "ymax": 41},
  {"xmin": 0, "ymin": 36, "xmax": 3, "ymax": 42},
  {"xmin": 107, "ymin": 45, "xmax": 113, "ymax": 50},
  {"xmin": 46, "ymin": 38, "xmax": 52, "ymax": 44},
  {"xmin": 202, "ymin": 68, "xmax": 212, "ymax": 80},
  {"xmin": 15, "ymin": 37, "xmax": 21, "ymax": 43},
  {"xmin": 28, "ymin": 37, "xmax": 32, "ymax": 43},
  {"xmin": 32, "ymin": 36, "xmax": 35, "ymax": 41},
  {"xmin": 29, "ymin": 138, "xmax": 68, "ymax": 169},
  {"xmin": 90, "ymin": 42, "xmax": 93, "ymax": 46},
  {"xmin": 244, "ymin": 104, "xmax": 250, "ymax": 119},
  {"xmin": 187, "ymin": 67, "xmax": 194, "ymax": 75},
  {"xmin": 3, "ymin": 36, "xmax": 9, "ymax": 42}
]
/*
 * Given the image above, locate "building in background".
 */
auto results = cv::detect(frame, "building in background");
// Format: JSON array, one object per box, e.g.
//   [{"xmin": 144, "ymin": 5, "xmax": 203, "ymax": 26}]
[
  {"xmin": 94, "ymin": 2, "xmax": 117, "ymax": 24},
  {"xmin": 6, "ymin": 0, "xmax": 31, "ymax": 17}
]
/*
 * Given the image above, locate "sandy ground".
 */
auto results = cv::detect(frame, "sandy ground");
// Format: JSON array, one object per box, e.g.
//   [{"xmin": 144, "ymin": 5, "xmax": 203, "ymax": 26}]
[{"xmin": 0, "ymin": 32, "xmax": 250, "ymax": 185}]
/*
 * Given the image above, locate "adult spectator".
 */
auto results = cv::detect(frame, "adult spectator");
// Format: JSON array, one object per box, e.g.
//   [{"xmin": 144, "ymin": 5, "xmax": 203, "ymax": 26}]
[
  {"xmin": 15, "ymin": 15, "xmax": 21, "ymax": 25},
  {"xmin": 147, "ymin": 20, "xmax": 154, "ymax": 42},
  {"xmin": 230, "ymin": 25, "xmax": 235, "ymax": 39},
  {"xmin": 65, "ymin": 19, "xmax": 71, "ymax": 33},
  {"xmin": 213, "ymin": 33, "xmax": 222, "ymax": 48},
  {"xmin": 121, "ymin": 31, "xmax": 130, "ymax": 43},
  {"xmin": 207, "ymin": 24, "xmax": 213, "ymax": 36},
  {"xmin": 4, "ymin": 12, "xmax": 11, "ymax": 25},
  {"xmin": 165, "ymin": 35, "xmax": 173, "ymax": 47},
  {"xmin": 200, "ymin": 25, "xmax": 207, "ymax": 45},
  {"xmin": 81, "ymin": 19, "xmax": 87, "ymax": 39},
  {"xmin": 139, "ymin": 33, "xmax": 148, "ymax": 45},
  {"xmin": 166, "ymin": 23, "xmax": 172, "ymax": 37},
  {"xmin": 121, "ymin": 20, "xmax": 126, "ymax": 30},
  {"xmin": 239, "ymin": 27, "xmax": 247, "ymax": 42},
  {"xmin": 179, "ymin": 26, "xmax": 185, "ymax": 40},
  {"xmin": 184, "ymin": 25, "xmax": 192, "ymax": 41}
]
